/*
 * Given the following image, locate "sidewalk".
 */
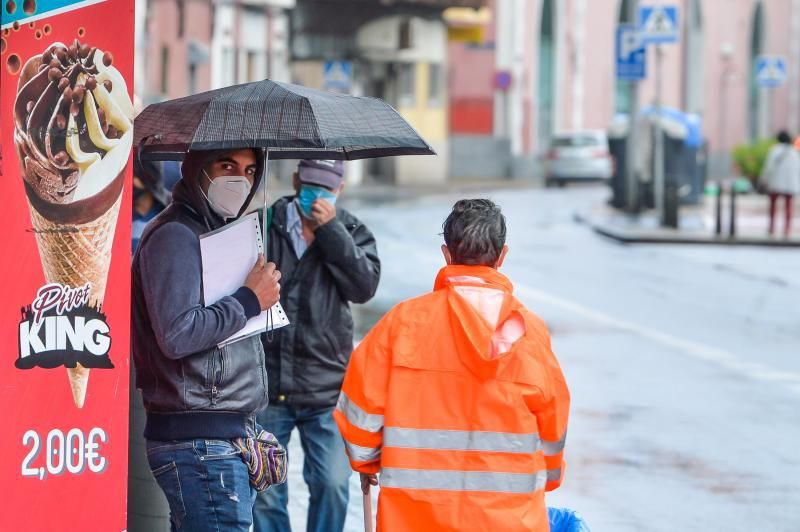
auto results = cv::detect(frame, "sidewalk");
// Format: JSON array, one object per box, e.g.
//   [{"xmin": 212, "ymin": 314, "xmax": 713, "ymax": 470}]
[
  {"xmin": 577, "ymin": 193, "xmax": 800, "ymax": 247},
  {"xmin": 266, "ymin": 177, "xmax": 541, "ymax": 206}
]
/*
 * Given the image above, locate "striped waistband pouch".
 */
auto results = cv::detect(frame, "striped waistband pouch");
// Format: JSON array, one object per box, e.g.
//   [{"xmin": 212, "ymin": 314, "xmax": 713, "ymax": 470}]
[{"xmin": 233, "ymin": 430, "xmax": 288, "ymax": 492}]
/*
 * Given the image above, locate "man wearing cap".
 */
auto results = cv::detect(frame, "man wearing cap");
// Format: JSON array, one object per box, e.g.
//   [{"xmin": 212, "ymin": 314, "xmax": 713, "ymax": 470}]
[{"xmin": 254, "ymin": 160, "xmax": 381, "ymax": 532}]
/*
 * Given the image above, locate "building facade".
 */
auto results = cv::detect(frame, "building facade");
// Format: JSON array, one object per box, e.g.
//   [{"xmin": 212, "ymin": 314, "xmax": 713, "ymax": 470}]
[
  {"xmin": 448, "ymin": 0, "xmax": 800, "ymax": 179},
  {"xmin": 138, "ymin": 0, "xmax": 294, "ymax": 104}
]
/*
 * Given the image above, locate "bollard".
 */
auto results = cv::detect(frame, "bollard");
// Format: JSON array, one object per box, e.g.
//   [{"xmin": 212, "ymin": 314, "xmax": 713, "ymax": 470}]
[
  {"xmin": 715, "ymin": 183, "xmax": 722, "ymax": 236},
  {"xmin": 729, "ymin": 185, "xmax": 737, "ymax": 238}
]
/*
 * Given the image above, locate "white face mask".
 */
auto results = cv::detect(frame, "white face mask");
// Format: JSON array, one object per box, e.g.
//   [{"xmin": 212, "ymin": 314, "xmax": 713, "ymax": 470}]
[{"xmin": 201, "ymin": 170, "xmax": 252, "ymax": 219}]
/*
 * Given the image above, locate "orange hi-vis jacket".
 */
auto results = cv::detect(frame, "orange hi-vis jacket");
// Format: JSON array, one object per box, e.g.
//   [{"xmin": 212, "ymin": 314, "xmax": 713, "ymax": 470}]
[{"xmin": 334, "ymin": 265, "xmax": 570, "ymax": 531}]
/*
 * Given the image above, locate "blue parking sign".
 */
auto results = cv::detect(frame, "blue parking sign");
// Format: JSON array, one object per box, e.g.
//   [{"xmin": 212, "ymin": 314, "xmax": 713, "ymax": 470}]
[
  {"xmin": 638, "ymin": 6, "xmax": 679, "ymax": 45},
  {"xmin": 616, "ymin": 25, "xmax": 646, "ymax": 81}
]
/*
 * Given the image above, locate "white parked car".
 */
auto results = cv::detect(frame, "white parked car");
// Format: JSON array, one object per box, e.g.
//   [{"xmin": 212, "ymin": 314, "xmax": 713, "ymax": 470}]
[{"xmin": 544, "ymin": 130, "xmax": 613, "ymax": 187}]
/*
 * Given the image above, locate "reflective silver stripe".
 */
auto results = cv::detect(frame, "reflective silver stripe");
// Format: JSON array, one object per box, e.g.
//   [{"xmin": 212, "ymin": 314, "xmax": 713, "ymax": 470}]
[
  {"xmin": 336, "ymin": 393, "xmax": 384, "ymax": 433},
  {"xmin": 345, "ymin": 441, "xmax": 381, "ymax": 462},
  {"xmin": 542, "ymin": 432, "xmax": 567, "ymax": 456},
  {"xmin": 380, "ymin": 468, "xmax": 547, "ymax": 494},
  {"xmin": 384, "ymin": 427, "xmax": 538, "ymax": 454},
  {"xmin": 546, "ymin": 468, "xmax": 562, "ymax": 482}
]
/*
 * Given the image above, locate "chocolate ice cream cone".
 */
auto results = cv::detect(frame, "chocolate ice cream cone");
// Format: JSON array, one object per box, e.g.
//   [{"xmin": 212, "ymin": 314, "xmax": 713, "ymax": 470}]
[{"xmin": 14, "ymin": 41, "xmax": 133, "ymax": 408}]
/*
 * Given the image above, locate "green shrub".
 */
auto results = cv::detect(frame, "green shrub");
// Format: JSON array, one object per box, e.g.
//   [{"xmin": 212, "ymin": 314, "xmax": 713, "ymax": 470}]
[{"xmin": 731, "ymin": 138, "xmax": 775, "ymax": 184}]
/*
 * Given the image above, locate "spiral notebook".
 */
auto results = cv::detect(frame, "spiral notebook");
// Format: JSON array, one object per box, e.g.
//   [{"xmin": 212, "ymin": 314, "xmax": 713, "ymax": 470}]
[{"xmin": 199, "ymin": 212, "xmax": 289, "ymax": 347}]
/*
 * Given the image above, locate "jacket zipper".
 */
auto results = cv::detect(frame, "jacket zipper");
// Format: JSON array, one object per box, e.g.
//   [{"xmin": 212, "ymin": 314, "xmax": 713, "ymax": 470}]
[{"xmin": 210, "ymin": 348, "xmax": 224, "ymax": 404}]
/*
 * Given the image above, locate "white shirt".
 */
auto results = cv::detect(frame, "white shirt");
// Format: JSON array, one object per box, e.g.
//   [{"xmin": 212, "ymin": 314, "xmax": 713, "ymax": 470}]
[{"xmin": 285, "ymin": 200, "xmax": 309, "ymax": 258}]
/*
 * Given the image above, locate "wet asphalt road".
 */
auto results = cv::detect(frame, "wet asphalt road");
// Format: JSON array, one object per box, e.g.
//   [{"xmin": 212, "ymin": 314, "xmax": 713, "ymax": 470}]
[{"xmin": 283, "ymin": 184, "xmax": 800, "ymax": 532}]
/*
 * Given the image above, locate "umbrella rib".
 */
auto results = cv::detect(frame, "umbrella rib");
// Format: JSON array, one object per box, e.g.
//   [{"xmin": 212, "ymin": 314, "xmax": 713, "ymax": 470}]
[
  {"xmin": 276, "ymin": 89, "xmax": 290, "ymax": 148},
  {"xmin": 220, "ymin": 92, "xmax": 230, "ymax": 149},
  {"xmin": 295, "ymin": 97, "xmax": 311, "ymax": 144},
  {"xmin": 258, "ymin": 83, "xmax": 280, "ymax": 146},
  {"xmin": 242, "ymin": 82, "xmax": 261, "ymax": 147}
]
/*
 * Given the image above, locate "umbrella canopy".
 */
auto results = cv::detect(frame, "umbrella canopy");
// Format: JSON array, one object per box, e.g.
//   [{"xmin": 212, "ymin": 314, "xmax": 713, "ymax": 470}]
[{"xmin": 134, "ymin": 80, "xmax": 435, "ymax": 161}]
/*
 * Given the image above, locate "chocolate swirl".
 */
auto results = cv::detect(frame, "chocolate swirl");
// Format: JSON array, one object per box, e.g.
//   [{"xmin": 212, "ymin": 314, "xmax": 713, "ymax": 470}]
[{"xmin": 14, "ymin": 40, "xmax": 131, "ymax": 206}]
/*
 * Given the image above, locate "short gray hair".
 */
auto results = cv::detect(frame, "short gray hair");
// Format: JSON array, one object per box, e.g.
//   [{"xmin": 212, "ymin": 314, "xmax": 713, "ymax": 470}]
[{"xmin": 443, "ymin": 199, "xmax": 506, "ymax": 266}]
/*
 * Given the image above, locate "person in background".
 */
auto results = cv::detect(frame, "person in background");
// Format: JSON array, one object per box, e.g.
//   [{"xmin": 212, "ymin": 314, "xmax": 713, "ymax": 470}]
[
  {"xmin": 253, "ymin": 160, "xmax": 380, "ymax": 532},
  {"xmin": 761, "ymin": 131, "xmax": 800, "ymax": 237},
  {"xmin": 335, "ymin": 199, "xmax": 570, "ymax": 531},
  {"xmin": 132, "ymin": 157, "xmax": 171, "ymax": 254}
]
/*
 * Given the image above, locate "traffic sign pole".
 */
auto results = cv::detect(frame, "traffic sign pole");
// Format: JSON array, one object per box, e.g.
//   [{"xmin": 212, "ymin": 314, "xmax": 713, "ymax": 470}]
[
  {"xmin": 625, "ymin": 0, "xmax": 640, "ymax": 213},
  {"xmin": 638, "ymin": 4, "xmax": 679, "ymax": 226},
  {"xmin": 654, "ymin": 44, "xmax": 665, "ymax": 225}
]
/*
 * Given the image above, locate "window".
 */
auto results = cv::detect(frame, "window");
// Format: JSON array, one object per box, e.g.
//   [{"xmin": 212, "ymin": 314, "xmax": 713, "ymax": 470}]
[
  {"xmin": 428, "ymin": 63, "xmax": 444, "ymax": 107},
  {"xmin": 398, "ymin": 63, "xmax": 415, "ymax": 107},
  {"xmin": 552, "ymin": 134, "xmax": 604, "ymax": 148},
  {"xmin": 221, "ymin": 47, "xmax": 235, "ymax": 87},
  {"xmin": 177, "ymin": 0, "xmax": 185, "ymax": 38},
  {"xmin": 399, "ymin": 18, "xmax": 412, "ymax": 49},
  {"xmin": 188, "ymin": 63, "xmax": 197, "ymax": 94},
  {"xmin": 160, "ymin": 45, "xmax": 169, "ymax": 94}
]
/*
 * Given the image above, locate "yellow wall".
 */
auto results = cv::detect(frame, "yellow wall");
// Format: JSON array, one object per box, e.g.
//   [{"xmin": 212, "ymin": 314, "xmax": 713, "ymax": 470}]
[{"xmin": 397, "ymin": 62, "xmax": 447, "ymax": 142}]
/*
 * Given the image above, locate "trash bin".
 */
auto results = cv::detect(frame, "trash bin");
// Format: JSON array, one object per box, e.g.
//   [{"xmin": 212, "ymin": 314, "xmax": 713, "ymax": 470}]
[
  {"xmin": 643, "ymin": 107, "xmax": 706, "ymax": 206},
  {"xmin": 608, "ymin": 136, "xmax": 627, "ymax": 208},
  {"xmin": 607, "ymin": 114, "xmax": 630, "ymax": 209}
]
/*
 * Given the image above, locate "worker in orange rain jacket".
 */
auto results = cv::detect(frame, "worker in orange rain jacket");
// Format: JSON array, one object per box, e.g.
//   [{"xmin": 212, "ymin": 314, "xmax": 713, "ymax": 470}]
[{"xmin": 334, "ymin": 199, "xmax": 570, "ymax": 532}]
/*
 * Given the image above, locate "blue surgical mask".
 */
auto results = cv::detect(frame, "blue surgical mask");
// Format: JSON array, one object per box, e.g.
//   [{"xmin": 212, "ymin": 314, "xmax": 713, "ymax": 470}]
[{"xmin": 297, "ymin": 185, "xmax": 337, "ymax": 218}]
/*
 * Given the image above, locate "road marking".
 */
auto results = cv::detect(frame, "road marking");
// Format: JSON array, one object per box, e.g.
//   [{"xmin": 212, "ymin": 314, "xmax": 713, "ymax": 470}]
[
  {"xmin": 376, "ymin": 228, "xmax": 800, "ymax": 393},
  {"xmin": 515, "ymin": 284, "xmax": 800, "ymax": 393}
]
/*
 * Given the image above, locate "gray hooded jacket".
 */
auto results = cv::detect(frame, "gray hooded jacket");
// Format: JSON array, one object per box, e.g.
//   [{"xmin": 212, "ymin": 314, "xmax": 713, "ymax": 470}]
[{"xmin": 131, "ymin": 150, "xmax": 268, "ymax": 440}]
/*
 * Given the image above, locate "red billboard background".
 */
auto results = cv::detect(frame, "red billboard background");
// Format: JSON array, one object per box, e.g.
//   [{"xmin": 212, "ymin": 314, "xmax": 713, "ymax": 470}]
[{"xmin": 0, "ymin": 0, "xmax": 133, "ymax": 529}]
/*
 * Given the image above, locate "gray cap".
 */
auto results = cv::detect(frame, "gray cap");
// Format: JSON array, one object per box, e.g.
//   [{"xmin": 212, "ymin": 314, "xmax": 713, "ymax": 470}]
[{"xmin": 297, "ymin": 159, "xmax": 344, "ymax": 189}]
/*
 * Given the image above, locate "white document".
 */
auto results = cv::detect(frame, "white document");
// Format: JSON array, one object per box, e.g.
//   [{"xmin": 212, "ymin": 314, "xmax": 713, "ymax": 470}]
[{"xmin": 199, "ymin": 212, "xmax": 289, "ymax": 347}]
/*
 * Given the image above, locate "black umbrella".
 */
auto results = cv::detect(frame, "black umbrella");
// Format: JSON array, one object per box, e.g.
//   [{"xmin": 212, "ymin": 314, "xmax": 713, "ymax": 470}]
[{"xmin": 134, "ymin": 80, "xmax": 435, "ymax": 161}]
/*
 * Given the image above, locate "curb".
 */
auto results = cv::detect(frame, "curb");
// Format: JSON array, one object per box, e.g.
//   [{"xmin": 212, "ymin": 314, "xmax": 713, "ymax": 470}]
[{"xmin": 574, "ymin": 213, "xmax": 800, "ymax": 248}]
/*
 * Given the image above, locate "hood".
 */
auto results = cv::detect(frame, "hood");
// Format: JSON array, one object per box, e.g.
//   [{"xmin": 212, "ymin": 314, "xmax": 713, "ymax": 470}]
[
  {"xmin": 134, "ymin": 152, "xmax": 171, "ymax": 208},
  {"xmin": 434, "ymin": 265, "xmax": 526, "ymax": 379},
  {"xmin": 171, "ymin": 149, "xmax": 266, "ymax": 230}
]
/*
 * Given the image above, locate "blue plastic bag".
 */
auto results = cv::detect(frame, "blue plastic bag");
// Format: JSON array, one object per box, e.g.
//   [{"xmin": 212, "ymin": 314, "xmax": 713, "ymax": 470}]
[{"xmin": 548, "ymin": 507, "xmax": 591, "ymax": 532}]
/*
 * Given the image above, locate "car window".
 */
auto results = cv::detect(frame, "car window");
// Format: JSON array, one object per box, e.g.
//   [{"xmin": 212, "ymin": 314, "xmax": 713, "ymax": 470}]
[{"xmin": 552, "ymin": 135, "xmax": 603, "ymax": 148}]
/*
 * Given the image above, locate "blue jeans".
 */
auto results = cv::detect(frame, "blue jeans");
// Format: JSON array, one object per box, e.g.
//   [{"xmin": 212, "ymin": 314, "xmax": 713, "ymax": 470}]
[
  {"xmin": 253, "ymin": 404, "xmax": 351, "ymax": 532},
  {"xmin": 146, "ymin": 438, "xmax": 257, "ymax": 532}
]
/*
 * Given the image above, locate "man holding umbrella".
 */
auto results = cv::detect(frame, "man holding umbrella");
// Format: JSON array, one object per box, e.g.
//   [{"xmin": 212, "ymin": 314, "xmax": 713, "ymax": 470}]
[
  {"xmin": 132, "ymin": 148, "xmax": 281, "ymax": 531},
  {"xmin": 134, "ymin": 80, "xmax": 430, "ymax": 530},
  {"xmin": 254, "ymin": 160, "xmax": 381, "ymax": 532}
]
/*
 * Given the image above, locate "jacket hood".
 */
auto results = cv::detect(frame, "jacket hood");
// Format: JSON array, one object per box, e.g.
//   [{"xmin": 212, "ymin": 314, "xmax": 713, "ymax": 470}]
[
  {"xmin": 171, "ymin": 149, "xmax": 266, "ymax": 230},
  {"xmin": 434, "ymin": 265, "xmax": 526, "ymax": 379}
]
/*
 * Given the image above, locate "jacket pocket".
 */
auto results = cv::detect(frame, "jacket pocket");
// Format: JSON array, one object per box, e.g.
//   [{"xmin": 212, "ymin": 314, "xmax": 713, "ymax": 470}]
[
  {"xmin": 323, "ymin": 329, "xmax": 346, "ymax": 366},
  {"xmin": 200, "ymin": 439, "xmax": 241, "ymax": 461}
]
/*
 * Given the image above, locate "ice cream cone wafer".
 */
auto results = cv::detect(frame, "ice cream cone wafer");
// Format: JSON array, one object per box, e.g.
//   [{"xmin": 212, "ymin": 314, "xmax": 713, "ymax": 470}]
[
  {"xmin": 26, "ymin": 192, "xmax": 121, "ymax": 307},
  {"xmin": 67, "ymin": 364, "xmax": 90, "ymax": 409},
  {"xmin": 27, "ymin": 191, "xmax": 122, "ymax": 408}
]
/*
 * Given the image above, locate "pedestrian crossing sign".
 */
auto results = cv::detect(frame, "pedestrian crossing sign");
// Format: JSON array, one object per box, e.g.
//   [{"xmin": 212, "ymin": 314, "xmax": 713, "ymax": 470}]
[
  {"xmin": 323, "ymin": 61, "xmax": 353, "ymax": 93},
  {"xmin": 638, "ymin": 6, "xmax": 679, "ymax": 45},
  {"xmin": 755, "ymin": 56, "xmax": 787, "ymax": 88}
]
